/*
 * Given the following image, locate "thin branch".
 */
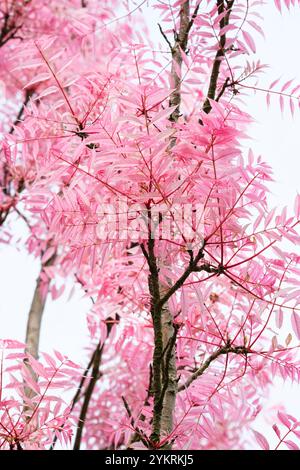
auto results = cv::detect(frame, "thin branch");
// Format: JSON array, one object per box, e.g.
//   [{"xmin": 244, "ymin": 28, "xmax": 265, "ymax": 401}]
[
  {"xmin": 9, "ymin": 89, "xmax": 33, "ymax": 134},
  {"xmin": 158, "ymin": 243, "xmax": 213, "ymax": 307},
  {"xmin": 121, "ymin": 396, "xmax": 149, "ymax": 448},
  {"xmin": 187, "ymin": 2, "xmax": 200, "ymax": 34},
  {"xmin": 202, "ymin": 0, "xmax": 235, "ymax": 114},
  {"xmin": 127, "ymin": 364, "xmax": 153, "ymax": 446},
  {"xmin": 178, "ymin": 344, "xmax": 248, "ymax": 392},
  {"xmin": 0, "ymin": 91, "xmax": 32, "ymax": 226},
  {"xmin": 216, "ymin": 76, "xmax": 230, "ymax": 102},
  {"xmin": 50, "ymin": 345, "xmax": 97, "ymax": 450},
  {"xmin": 158, "ymin": 23, "xmax": 172, "ymax": 50},
  {"xmin": 51, "ymin": 317, "xmax": 117, "ymax": 450},
  {"xmin": 0, "ymin": 9, "xmax": 22, "ymax": 48},
  {"xmin": 73, "ymin": 319, "xmax": 114, "ymax": 450}
]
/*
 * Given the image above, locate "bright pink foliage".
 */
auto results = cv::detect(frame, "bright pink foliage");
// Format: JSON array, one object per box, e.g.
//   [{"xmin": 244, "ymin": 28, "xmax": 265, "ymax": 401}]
[{"xmin": 1, "ymin": 0, "xmax": 300, "ymax": 450}]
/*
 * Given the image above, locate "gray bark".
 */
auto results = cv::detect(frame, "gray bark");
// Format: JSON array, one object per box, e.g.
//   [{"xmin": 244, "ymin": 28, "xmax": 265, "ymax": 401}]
[
  {"xmin": 25, "ymin": 254, "xmax": 55, "ymax": 358},
  {"xmin": 160, "ymin": 291, "xmax": 177, "ymax": 441}
]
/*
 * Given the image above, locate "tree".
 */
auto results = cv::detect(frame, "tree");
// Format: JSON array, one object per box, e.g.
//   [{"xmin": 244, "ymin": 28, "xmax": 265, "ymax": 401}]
[{"xmin": 1, "ymin": 0, "xmax": 300, "ymax": 451}]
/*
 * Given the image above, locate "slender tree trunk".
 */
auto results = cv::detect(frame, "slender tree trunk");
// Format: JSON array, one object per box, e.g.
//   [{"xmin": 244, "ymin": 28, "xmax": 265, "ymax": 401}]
[
  {"xmin": 23, "ymin": 255, "xmax": 56, "ymax": 404},
  {"xmin": 25, "ymin": 271, "xmax": 49, "ymax": 358},
  {"xmin": 160, "ymin": 295, "xmax": 177, "ymax": 441},
  {"xmin": 168, "ymin": 1, "xmax": 190, "ymax": 122},
  {"xmin": 158, "ymin": 0, "xmax": 190, "ymax": 444},
  {"xmin": 144, "ymin": 0, "xmax": 235, "ymax": 448},
  {"xmin": 25, "ymin": 254, "xmax": 56, "ymax": 358}
]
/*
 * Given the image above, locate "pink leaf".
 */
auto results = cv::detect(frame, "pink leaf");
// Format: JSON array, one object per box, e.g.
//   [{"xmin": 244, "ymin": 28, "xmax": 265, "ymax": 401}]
[
  {"xmin": 253, "ymin": 430, "xmax": 270, "ymax": 450},
  {"xmin": 0, "ymin": 339, "xmax": 26, "ymax": 349},
  {"xmin": 278, "ymin": 411, "xmax": 291, "ymax": 428},
  {"xmin": 281, "ymin": 79, "xmax": 294, "ymax": 92},
  {"xmin": 284, "ymin": 440, "xmax": 299, "ymax": 450},
  {"xmin": 274, "ymin": 0, "xmax": 282, "ymax": 12},
  {"xmin": 272, "ymin": 424, "xmax": 281, "ymax": 439},
  {"xmin": 292, "ymin": 429, "xmax": 300, "ymax": 439},
  {"xmin": 294, "ymin": 193, "xmax": 300, "ymax": 219},
  {"xmin": 289, "ymin": 97, "xmax": 295, "ymax": 116},
  {"xmin": 279, "ymin": 94, "xmax": 285, "ymax": 113},
  {"xmin": 291, "ymin": 311, "xmax": 300, "ymax": 340},
  {"xmin": 270, "ymin": 77, "xmax": 281, "ymax": 89},
  {"xmin": 24, "ymin": 73, "xmax": 51, "ymax": 88},
  {"xmin": 242, "ymin": 30, "xmax": 256, "ymax": 53},
  {"xmin": 151, "ymin": 106, "xmax": 178, "ymax": 123}
]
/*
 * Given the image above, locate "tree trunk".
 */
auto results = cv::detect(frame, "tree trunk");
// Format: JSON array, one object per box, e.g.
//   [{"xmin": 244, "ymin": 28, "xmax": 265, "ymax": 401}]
[
  {"xmin": 23, "ymin": 255, "xmax": 56, "ymax": 406},
  {"xmin": 25, "ymin": 272, "xmax": 48, "ymax": 358},
  {"xmin": 159, "ymin": 0, "xmax": 190, "ymax": 444},
  {"xmin": 25, "ymin": 255, "xmax": 55, "ymax": 358},
  {"xmin": 160, "ymin": 300, "xmax": 177, "ymax": 442}
]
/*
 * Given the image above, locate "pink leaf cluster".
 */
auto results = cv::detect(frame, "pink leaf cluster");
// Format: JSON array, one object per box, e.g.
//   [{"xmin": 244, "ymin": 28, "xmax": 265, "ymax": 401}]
[{"xmin": 0, "ymin": 0, "xmax": 300, "ymax": 450}]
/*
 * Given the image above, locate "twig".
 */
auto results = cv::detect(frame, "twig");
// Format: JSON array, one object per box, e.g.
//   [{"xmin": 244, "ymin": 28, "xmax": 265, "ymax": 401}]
[
  {"xmin": 122, "ymin": 396, "xmax": 149, "ymax": 448},
  {"xmin": 178, "ymin": 344, "xmax": 248, "ymax": 392},
  {"xmin": 158, "ymin": 23, "xmax": 172, "ymax": 50},
  {"xmin": 9, "ymin": 89, "xmax": 33, "ymax": 134}
]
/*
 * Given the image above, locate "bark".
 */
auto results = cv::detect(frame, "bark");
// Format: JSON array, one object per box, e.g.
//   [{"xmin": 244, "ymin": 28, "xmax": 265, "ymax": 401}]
[
  {"xmin": 73, "ymin": 341, "xmax": 103, "ymax": 450},
  {"xmin": 160, "ymin": 0, "xmax": 192, "ymax": 444},
  {"xmin": 25, "ymin": 254, "xmax": 56, "ymax": 358},
  {"xmin": 160, "ymin": 290, "xmax": 177, "ymax": 442},
  {"xmin": 169, "ymin": 1, "xmax": 190, "ymax": 122},
  {"xmin": 23, "ymin": 254, "xmax": 56, "ymax": 405},
  {"xmin": 178, "ymin": 344, "xmax": 248, "ymax": 392},
  {"xmin": 202, "ymin": 0, "xmax": 235, "ymax": 114},
  {"xmin": 142, "ymin": 0, "xmax": 236, "ymax": 448},
  {"xmin": 73, "ymin": 320, "xmax": 114, "ymax": 450},
  {"xmin": 143, "ymin": 235, "xmax": 163, "ymax": 445},
  {"xmin": 25, "ymin": 275, "xmax": 47, "ymax": 358},
  {"xmin": 150, "ymin": 0, "xmax": 195, "ymax": 446},
  {"xmin": 144, "ymin": 241, "xmax": 209, "ymax": 446}
]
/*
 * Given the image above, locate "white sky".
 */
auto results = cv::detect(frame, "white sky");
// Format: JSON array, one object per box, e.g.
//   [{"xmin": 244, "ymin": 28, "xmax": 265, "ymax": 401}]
[{"xmin": 0, "ymin": 1, "xmax": 300, "ymax": 450}]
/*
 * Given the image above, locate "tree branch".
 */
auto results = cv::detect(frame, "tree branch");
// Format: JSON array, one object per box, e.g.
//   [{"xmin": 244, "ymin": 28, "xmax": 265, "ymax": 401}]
[
  {"xmin": 178, "ymin": 344, "xmax": 248, "ymax": 392},
  {"xmin": 0, "ymin": 90, "xmax": 32, "ymax": 227},
  {"xmin": 127, "ymin": 364, "xmax": 153, "ymax": 446},
  {"xmin": 158, "ymin": 23, "xmax": 172, "ymax": 50},
  {"xmin": 50, "ymin": 342, "xmax": 97, "ymax": 450},
  {"xmin": 0, "ymin": 8, "xmax": 22, "ymax": 48},
  {"xmin": 121, "ymin": 396, "xmax": 149, "ymax": 448},
  {"xmin": 73, "ymin": 319, "xmax": 114, "ymax": 450},
  {"xmin": 158, "ymin": 243, "xmax": 209, "ymax": 307},
  {"xmin": 202, "ymin": 0, "xmax": 235, "ymax": 114}
]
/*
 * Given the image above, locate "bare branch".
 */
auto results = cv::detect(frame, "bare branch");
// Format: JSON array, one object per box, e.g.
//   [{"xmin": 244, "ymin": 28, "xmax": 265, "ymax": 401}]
[
  {"xmin": 178, "ymin": 344, "xmax": 248, "ymax": 392},
  {"xmin": 158, "ymin": 23, "xmax": 172, "ymax": 50}
]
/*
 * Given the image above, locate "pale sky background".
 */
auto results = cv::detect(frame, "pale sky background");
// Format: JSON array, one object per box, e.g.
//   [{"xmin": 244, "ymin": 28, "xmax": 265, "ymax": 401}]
[{"xmin": 0, "ymin": 1, "xmax": 300, "ymax": 449}]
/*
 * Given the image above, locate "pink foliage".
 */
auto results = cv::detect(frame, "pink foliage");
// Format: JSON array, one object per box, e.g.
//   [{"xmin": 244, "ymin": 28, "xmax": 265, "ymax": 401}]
[
  {"xmin": 0, "ymin": 0, "xmax": 300, "ymax": 450},
  {"xmin": 0, "ymin": 340, "xmax": 81, "ymax": 449}
]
